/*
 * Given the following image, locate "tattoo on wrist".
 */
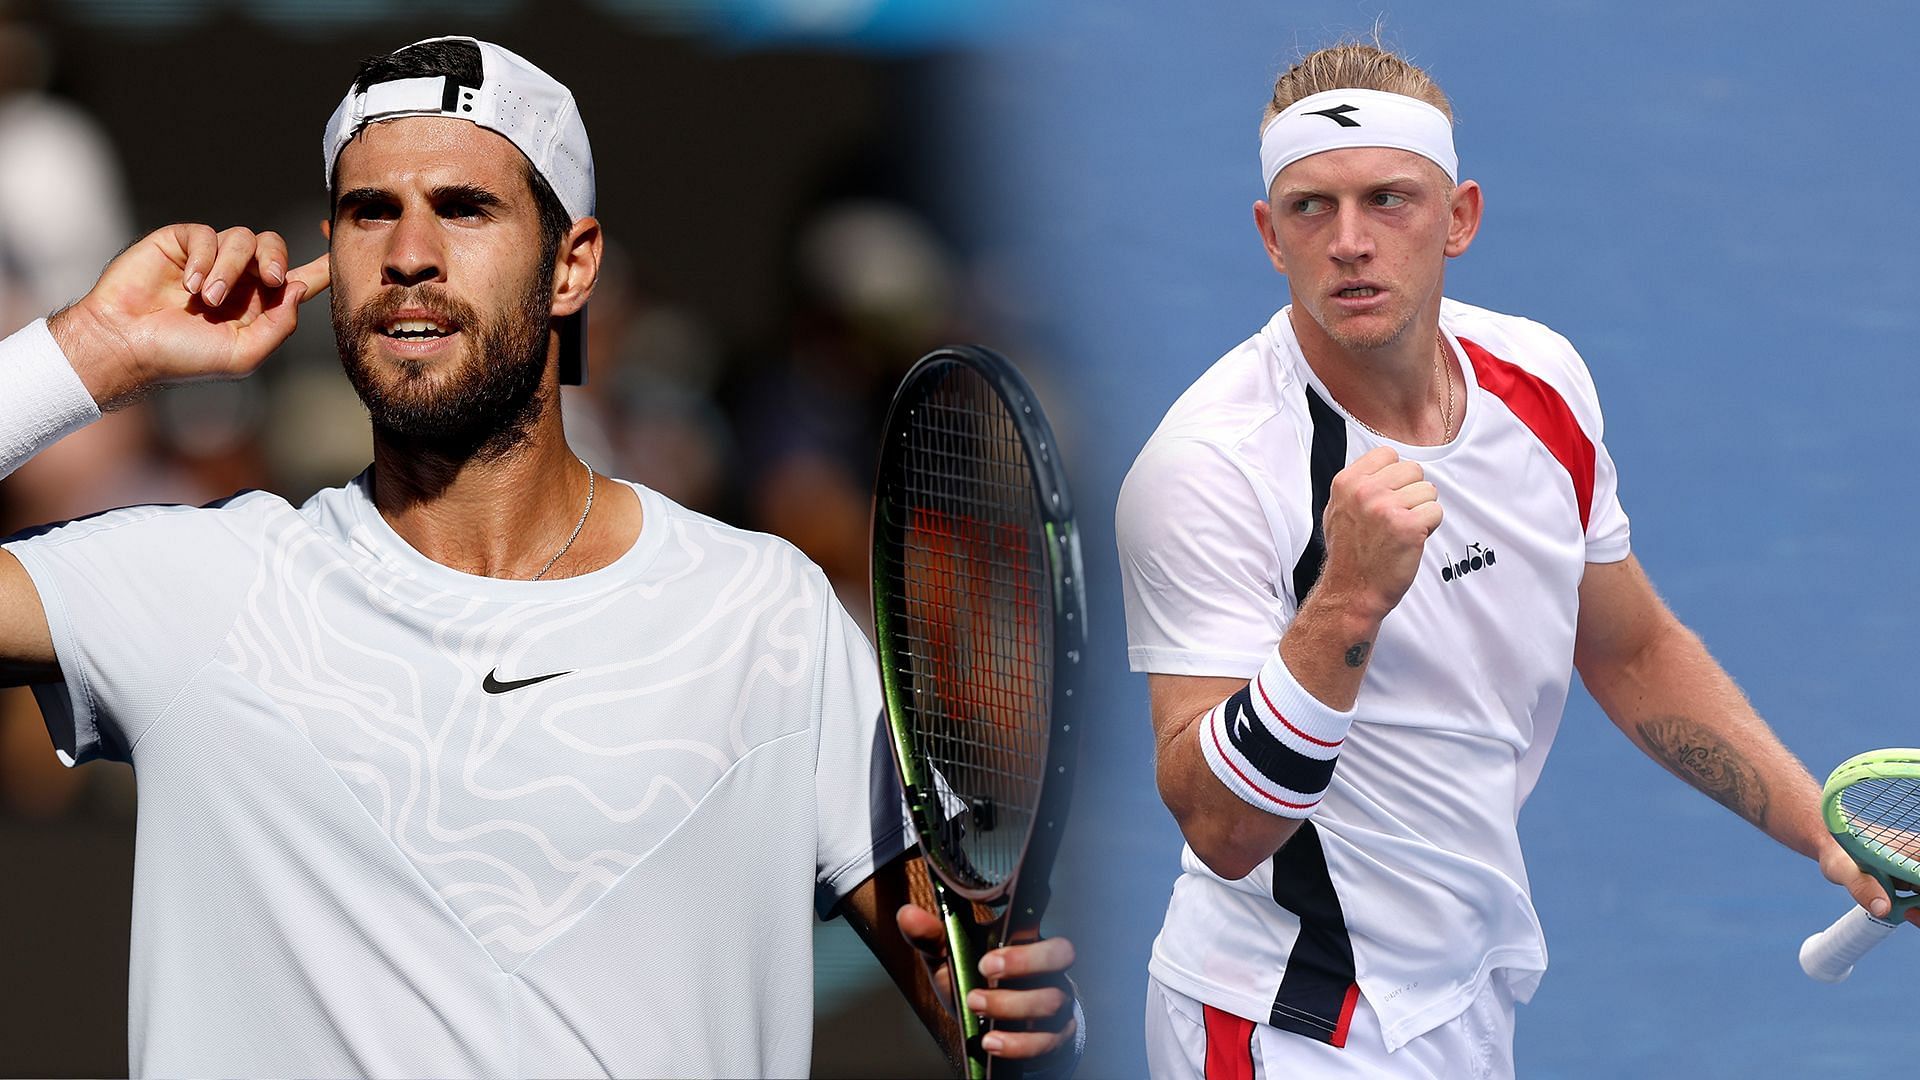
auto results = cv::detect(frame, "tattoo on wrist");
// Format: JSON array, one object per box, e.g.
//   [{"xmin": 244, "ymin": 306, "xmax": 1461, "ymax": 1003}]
[
  {"xmin": 1344, "ymin": 641, "xmax": 1371, "ymax": 668},
  {"xmin": 1637, "ymin": 715, "xmax": 1770, "ymax": 828}
]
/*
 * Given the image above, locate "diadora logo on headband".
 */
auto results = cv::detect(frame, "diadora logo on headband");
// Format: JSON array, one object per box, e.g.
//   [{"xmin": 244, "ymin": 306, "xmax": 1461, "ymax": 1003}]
[
  {"xmin": 1303, "ymin": 103, "xmax": 1361, "ymax": 127},
  {"xmin": 1259, "ymin": 87, "xmax": 1460, "ymax": 191}
]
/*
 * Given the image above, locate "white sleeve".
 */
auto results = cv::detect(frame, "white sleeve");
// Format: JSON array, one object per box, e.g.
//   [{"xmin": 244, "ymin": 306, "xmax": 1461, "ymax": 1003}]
[
  {"xmin": 812, "ymin": 592, "xmax": 913, "ymax": 918},
  {"xmin": 1583, "ymin": 400, "xmax": 1631, "ymax": 563},
  {"xmin": 0, "ymin": 318, "xmax": 101, "ymax": 481},
  {"xmin": 3, "ymin": 501, "xmax": 253, "ymax": 765},
  {"xmin": 1115, "ymin": 437, "xmax": 1297, "ymax": 679},
  {"xmin": 1561, "ymin": 337, "xmax": 1631, "ymax": 563}
]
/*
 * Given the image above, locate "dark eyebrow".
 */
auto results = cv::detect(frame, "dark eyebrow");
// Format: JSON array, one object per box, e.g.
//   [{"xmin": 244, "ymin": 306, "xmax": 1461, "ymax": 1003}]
[
  {"xmin": 429, "ymin": 183, "xmax": 506, "ymax": 208},
  {"xmin": 334, "ymin": 186, "xmax": 393, "ymax": 214},
  {"xmin": 333, "ymin": 184, "xmax": 507, "ymax": 216}
]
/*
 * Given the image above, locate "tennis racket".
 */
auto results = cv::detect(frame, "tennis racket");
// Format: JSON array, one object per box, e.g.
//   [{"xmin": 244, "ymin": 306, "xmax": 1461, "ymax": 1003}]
[
  {"xmin": 870, "ymin": 345, "xmax": 1085, "ymax": 1078},
  {"xmin": 1798, "ymin": 748, "xmax": 1920, "ymax": 982}
]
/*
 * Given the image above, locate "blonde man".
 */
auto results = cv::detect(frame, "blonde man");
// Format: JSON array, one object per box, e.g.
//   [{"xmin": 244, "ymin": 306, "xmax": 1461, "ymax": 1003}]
[{"xmin": 1117, "ymin": 42, "xmax": 1891, "ymax": 1077}]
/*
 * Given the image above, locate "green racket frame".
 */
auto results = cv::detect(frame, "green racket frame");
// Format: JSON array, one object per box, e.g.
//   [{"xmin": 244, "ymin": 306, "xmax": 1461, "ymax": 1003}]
[
  {"xmin": 1799, "ymin": 748, "xmax": 1920, "ymax": 982},
  {"xmin": 1822, "ymin": 749, "xmax": 1920, "ymax": 908},
  {"xmin": 870, "ymin": 345, "xmax": 1085, "ymax": 1077}
]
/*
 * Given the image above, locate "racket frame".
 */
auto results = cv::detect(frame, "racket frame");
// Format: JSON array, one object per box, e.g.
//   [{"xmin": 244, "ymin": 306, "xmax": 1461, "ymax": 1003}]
[
  {"xmin": 870, "ymin": 345, "xmax": 1085, "ymax": 1077},
  {"xmin": 1799, "ymin": 748, "xmax": 1920, "ymax": 982}
]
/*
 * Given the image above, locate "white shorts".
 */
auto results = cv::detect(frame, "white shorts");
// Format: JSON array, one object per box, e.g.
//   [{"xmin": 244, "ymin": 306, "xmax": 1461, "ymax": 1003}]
[{"xmin": 1144, "ymin": 974, "xmax": 1516, "ymax": 1080}]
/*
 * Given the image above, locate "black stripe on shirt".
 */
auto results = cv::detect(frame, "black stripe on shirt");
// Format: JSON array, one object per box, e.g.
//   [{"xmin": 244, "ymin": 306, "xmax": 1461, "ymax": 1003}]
[
  {"xmin": 1268, "ymin": 821, "xmax": 1358, "ymax": 1045},
  {"xmin": 1290, "ymin": 386, "xmax": 1345, "ymax": 605}
]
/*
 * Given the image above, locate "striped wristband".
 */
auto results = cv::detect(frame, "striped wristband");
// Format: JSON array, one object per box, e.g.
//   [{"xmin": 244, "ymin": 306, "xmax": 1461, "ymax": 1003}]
[
  {"xmin": 1, "ymin": 318, "xmax": 100, "ymax": 481},
  {"xmin": 1198, "ymin": 650, "xmax": 1355, "ymax": 818}
]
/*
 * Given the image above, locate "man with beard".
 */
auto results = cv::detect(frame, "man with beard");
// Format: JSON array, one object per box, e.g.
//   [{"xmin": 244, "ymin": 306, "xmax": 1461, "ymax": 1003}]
[{"xmin": 0, "ymin": 36, "xmax": 1078, "ymax": 1078}]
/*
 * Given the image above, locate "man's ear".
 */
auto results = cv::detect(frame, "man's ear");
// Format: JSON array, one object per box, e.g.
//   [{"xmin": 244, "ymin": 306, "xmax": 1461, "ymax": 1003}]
[
  {"xmin": 1252, "ymin": 200, "xmax": 1287, "ymax": 276},
  {"xmin": 551, "ymin": 216, "xmax": 602, "ymax": 318},
  {"xmin": 1444, "ymin": 179, "xmax": 1483, "ymax": 258}
]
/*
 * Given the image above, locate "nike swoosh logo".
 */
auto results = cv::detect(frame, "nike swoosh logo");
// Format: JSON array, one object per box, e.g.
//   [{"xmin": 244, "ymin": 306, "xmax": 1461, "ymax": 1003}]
[{"xmin": 482, "ymin": 668, "xmax": 573, "ymax": 695}]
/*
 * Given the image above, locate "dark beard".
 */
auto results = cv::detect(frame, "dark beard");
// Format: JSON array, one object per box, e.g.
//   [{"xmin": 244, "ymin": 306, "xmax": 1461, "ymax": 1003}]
[{"xmin": 333, "ymin": 274, "xmax": 553, "ymax": 463}]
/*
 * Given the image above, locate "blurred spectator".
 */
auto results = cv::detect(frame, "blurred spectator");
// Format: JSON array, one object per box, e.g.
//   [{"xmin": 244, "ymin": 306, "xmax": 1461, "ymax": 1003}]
[
  {"xmin": 734, "ymin": 198, "xmax": 965, "ymax": 628},
  {"xmin": 0, "ymin": 5, "xmax": 141, "ymax": 821},
  {"xmin": 797, "ymin": 199, "xmax": 957, "ymax": 360},
  {"xmin": 0, "ymin": 8, "xmax": 130, "ymax": 327},
  {"xmin": 562, "ymin": 238, "xmax": 736, "ymax": 516}
]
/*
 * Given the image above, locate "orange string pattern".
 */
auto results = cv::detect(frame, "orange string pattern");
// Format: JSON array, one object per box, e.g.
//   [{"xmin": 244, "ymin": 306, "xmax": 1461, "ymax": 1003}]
[{"xmin": 881, "ymin": 364, "xmax": 1052, "ymax": 892}]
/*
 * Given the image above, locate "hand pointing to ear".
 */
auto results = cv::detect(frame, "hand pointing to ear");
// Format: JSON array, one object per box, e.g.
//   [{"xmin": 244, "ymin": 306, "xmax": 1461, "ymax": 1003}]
[{"xmin": 48, "ymin": 223, "xmax": 330, "ymax": 409}]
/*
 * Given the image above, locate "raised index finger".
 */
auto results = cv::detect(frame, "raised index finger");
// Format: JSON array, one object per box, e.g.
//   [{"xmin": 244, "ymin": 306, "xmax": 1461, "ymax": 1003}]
[{"xmin": 286, "ymin": 253, "xmax": 330, "ymax": 301}]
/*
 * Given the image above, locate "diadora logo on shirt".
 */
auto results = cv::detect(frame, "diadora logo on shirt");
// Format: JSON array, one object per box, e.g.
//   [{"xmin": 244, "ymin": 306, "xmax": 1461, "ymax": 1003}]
[{"xmin": 1438, "ymin": 543, "xmax": 1497, "ymax": 584}]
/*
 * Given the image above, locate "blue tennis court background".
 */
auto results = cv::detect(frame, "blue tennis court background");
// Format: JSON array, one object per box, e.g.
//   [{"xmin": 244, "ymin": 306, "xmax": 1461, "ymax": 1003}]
[{"xmin": 949, "ymin": 3, "xmax": 1920, "ymax": 1075}]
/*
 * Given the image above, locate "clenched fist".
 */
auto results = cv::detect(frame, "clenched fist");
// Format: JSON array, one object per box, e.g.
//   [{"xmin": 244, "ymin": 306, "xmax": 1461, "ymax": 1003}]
[
  {"xmin": 1318, "ymin": 445, "xmax": 1442, "ymax": 621},
  {"xmin": 48, "ymin": 223, "xmax": 330, "ymax": 408}
]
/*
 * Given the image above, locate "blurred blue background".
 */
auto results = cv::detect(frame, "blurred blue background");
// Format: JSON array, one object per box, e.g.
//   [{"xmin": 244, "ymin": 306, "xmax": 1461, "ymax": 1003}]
[{"xmin": 951, "ymin": 2, "xmax": 1920, "ymax": 1076}]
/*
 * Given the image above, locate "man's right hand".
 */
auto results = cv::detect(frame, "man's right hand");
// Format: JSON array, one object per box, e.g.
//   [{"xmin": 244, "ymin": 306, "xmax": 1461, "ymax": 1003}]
[
  {"xmin": 1316, "ymin": 445, "xmax": 1442, "ymax": 621},
  {"xmin": 48, "ymin": 224, "xmax": 330, "ymax": 408}
]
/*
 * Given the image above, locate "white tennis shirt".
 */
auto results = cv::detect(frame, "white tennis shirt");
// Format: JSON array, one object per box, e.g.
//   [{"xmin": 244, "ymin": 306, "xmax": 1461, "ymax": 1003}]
[
  {"xmin": 1117, "ymin": 299, "xmax": 1631, "ymax": 1052},
  {"xmin": 5, "ymin": 428, "xmax": 911, "ymax": 1076}
]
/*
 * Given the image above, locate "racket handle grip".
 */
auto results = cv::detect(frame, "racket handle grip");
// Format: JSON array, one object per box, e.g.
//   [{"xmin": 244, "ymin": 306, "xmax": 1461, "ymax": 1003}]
[{"xmin": 1799, "ymin": 905, "xmax": 1900, "ymax": 982}]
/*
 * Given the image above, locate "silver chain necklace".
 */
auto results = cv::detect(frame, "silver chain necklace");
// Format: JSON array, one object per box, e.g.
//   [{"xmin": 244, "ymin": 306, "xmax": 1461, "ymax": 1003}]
[
  {"xmin": 1349, "ymin": 329, "xmax": 1455, "ymax": 444},
  {"xmin": 530, "ymin": 458, "xmax": 594, "ymax": 581}
]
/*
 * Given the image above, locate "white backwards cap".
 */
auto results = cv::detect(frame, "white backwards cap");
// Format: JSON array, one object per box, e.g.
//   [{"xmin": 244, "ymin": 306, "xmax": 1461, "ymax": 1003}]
[
  {"xmin": 322, "ymin": 36, "xmax": 596, "ymax": 383},
  {"xmin": 1260, "ymin": 87, "xmax": 1457, "ymax": 194}
]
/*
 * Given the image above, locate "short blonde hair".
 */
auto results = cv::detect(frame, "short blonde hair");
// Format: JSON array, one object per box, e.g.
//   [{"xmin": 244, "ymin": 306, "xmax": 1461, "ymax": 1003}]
[{"xmin": 1262, "ymin": 42, "xmax": 1453, "ymax": 131}]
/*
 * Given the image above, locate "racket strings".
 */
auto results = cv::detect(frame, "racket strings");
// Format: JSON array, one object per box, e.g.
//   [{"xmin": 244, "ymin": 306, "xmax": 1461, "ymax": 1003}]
[
  {"xmin": 903, "ymin": 398, "xmax": 1049, "ymax": 742},
  {"xmin": 883, "ymin": 369, "xmax": 1052, "ymax": 892},
  {"xmin": 1839, "ymin": 777, "xmax": 1920, "ymax": 879}
]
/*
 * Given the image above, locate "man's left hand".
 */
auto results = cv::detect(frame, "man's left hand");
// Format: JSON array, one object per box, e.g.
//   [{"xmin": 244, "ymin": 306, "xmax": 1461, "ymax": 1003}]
[{"xmin": 896, "ymin": 903, "xmax": 1079, "ymax": 1062}]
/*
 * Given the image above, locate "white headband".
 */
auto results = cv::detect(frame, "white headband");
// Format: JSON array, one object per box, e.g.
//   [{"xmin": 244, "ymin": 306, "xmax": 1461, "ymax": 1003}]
[{"xmin": 1259, "ymin": 87, "xmax": 1457, "ymax": 193}]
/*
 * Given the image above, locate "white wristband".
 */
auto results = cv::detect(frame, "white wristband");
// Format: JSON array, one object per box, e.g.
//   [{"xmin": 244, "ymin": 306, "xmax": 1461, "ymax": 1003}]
[
  {"xmin": 1198, "ymin": 649, "xmax": 1355, "ymax": 818},
  {"xmin": 1, "ymin": 318, "xmax": 100, "ymax": 481}
]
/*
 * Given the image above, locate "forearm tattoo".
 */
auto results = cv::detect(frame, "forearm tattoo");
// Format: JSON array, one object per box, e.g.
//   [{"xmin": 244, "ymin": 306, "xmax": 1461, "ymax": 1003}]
[
  {"xmin": 1344, "ymin": 641, "xmax": 1371, "ymax": 668},
  {"xmin": 1637, "ymin": 715, "xmax": 1770, "ymax": 829}
]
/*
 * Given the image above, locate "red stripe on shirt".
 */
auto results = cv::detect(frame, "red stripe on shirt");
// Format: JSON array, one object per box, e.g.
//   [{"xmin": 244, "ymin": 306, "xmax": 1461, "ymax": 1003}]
[
  {"xmin": 1203, "ymin": 1005, "xmax": 1257, "ymax": 1080},
  {"xmin": 1329, "ymin": 982, "xmax": 1362, "ymax": 1048},
  {"xmin": 1209, "ymin": 716, "xmax": 1321, "ymax": 810},
  {"xmin": 1459, "ymin": 336, "xmax": 1596, "ymax": 530},
  {"xmin": 1254, "ymin": 672, "xmax": 1344, "ymax": 749}
]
